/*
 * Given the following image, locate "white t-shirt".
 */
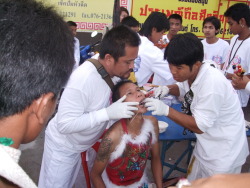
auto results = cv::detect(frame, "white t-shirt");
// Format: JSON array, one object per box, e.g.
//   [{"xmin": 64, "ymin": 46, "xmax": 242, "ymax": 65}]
[
  {"xmin": 201, "ymin": 38, "xmax": 229, "ymax": 67},
  {"xmin": 134, "ymin": 35, "xmax": 175, "ymax": 87},
  {"xmin": 177, "ymin": 62, "xmax": 249, "ymax": 171},
  {"xmin": 223, "ymin": 35, "xmax": 250, "ymax": 107},
  {"xmin": 45, "ymin": 57, "xmax": 113, "ymax": 153}
]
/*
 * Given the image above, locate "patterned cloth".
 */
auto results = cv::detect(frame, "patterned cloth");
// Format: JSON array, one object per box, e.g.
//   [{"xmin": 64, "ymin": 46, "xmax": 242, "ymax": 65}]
[
  {"xmin": 103, "ymin": 118, "xmax": 156, "ymax": 188},
  {"xmin": 181, "ymin": 89, "xmax": 194, "ymax": 135}
]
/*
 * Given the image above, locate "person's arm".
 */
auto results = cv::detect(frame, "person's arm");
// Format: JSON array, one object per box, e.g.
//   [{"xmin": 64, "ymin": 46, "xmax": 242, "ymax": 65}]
[
  {"xmin": 232, "ymin": 74, "xmax": 250, "ymax": 93},
  {"xmin": 148, "ymin": 116, "xmax": 163, "ymax": 188},
  {"xmin": 179, "ymin": 173, "xmax": 250, "ymax": 188},
  {"xmin": 56, "ymin": 82, "xmax": 138, "ymax": 134},
  {"xmin": 168, "ymin": 108, "xmax": 203, "ymax": 134},
  {"xmin": 168, "ymin": 84, "xmax": 180, "ymax": 96},
  {"xmin": 90, "ymin": 125, "xmax": 118, "ymax": 188}
]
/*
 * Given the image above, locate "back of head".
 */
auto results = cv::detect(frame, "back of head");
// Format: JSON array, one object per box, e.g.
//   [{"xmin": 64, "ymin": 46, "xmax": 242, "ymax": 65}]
[
  {"xmin": 224, "ymin": 3, "xmax": 250, "ymax": 27},
  {"xmin": 203, "ymin": 16, "xmax": 221, "ymax": 34},
  {"xmin": 99, "ymin": 25, "xmax": 140, "ymax": 62},
  {"xmin": 139, "ymin": 12, "xmax": 169, "ymax": 37},
  {"xmin": 165, "ymin": 33, "xmax": 204, "ymax": 68},
  {"xmin": 0, "ymin": 0, "xmax": 74, "ymax": 118},
  {"xmin": 67, "ymin": 20, "xmax": 77, "ymax": 27},
  {"xmin": 121, "ymin": 16, "xmax": 139, "ymax": 28},
  {"xmin": 120, "ymin": 7, "xmax": 129, "ymax": 16},
  {"xmin": 169, "ymin": 14, "xmax": 183, "ymax": 24}
]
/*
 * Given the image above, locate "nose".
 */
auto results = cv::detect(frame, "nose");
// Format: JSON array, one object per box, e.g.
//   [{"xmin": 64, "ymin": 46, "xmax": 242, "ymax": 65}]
[
  {"xmin": 129, "ymin": 61, "xmax": 135, "ymax": 69},
  {"xmin": 169, "ymin": 65, "xmax": 177, "ymax": 75},
  {"xmin": 137, "ymin": 91, "xmax": 143, "ymax": 97}
]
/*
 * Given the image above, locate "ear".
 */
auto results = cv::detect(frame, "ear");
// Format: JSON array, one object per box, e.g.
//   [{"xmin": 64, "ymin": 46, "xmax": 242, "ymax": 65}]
[
  {"xmin": 33, "ymin": 92, "xmax": 56, "ymax": 125},
  {"xmin": 215, "ymin": 29, "xmax": 220, "ymax": 35},
  {"xmin": 239, "ymin": 18, "xmax": 246, "ymax": 26},
  {"xmin": 104, "ymin": 54, "xmax": 114, "ymax": 66},
  {"xmin": 180, "ymin": 25, "xmax": 183, "ymax": 31},
  {"xmin": 152, "ymin": 27, "xmax": 157, "ymax": 33}
]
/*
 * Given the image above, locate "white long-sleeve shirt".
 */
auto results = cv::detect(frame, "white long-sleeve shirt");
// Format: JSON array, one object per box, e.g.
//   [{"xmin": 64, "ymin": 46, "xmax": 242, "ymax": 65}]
[
  {"xmin": 135, "ymin": 35, "xmax": 175, "ymax": 87},
  {"xmin": 45, "ymin": 58, "xmax": 113, "ymax": 152},
  {"xmin": 177, "ymin": 62, "xmax": 249, "ymax": 171}
]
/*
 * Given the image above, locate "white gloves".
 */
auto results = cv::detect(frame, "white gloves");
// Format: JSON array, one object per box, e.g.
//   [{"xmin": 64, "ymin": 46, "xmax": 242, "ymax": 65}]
[
  {"xmin": 144, "ymin": 98, "xmax": 169, "ymax": 116},
  {"xmin": 154, "ymin": 86, "xmax": 169, "ymax": 99},
  {"xmin": 106, "ymin": 95, "xmax": 139, "ymax": 120}
]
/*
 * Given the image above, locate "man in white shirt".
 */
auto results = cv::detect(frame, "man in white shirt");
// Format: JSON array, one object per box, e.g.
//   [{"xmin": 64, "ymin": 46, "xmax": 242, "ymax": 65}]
[
  {"xmin": 201, "ymin": 16, "xmax": 229, "ymax": 70},
  {"xmin": 161, "ymin": 13, "xmax": 183, "ymax": 47},
  {"xmin": 67, "ymin": 21, "xmax": 80, "ymax": 71},
  {"xmin": 135, "ymin": 12, "xmax": 175, "ymax": 87},
  {"xmin": 38, "ymin": 25, "xmax": 141, "ymax": 188},
  {"xmin": 145, "ymin": 33, "xmax": 249, "ymax": 181}
]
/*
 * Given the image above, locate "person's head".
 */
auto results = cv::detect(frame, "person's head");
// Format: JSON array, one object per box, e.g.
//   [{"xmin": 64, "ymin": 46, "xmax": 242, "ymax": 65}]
[
  {"xmin": 112, "ymin": 80, "xmax": 146, "ymax": 114},
  {"xmin": 67, "ymin": 21, "xmax": 77, "ymax": 37},
  {"xmin": 0, "ymin": 0, "xmax": 74, "ymax": 143},
  {"xmin": 165, "ymin": 33, "xmax": 203, "ymax": 82},
  {"xmin": 202, "ymin": 16, "xmax": 221, "ymax": 37},
  {"xmin": 121, "ymin": 16, "xmax": 140, "ymax": 32},
  {"xmin": 120, "ymin": 6, "xmax": 129, "ymax": 22},
  {"xmin": 224, "ymin": 3, "xmax": 250, "ymax": 35},
  {"xmin": 139, "ymin": 12, "xmax": 169, "ymax": 44},
  {"xmin": 99, "ymin": 25, "xmax": 140, "ymax": 79},
  {"xmin": 168, "ymin": 14, "xmax": 183, "ymax": 37}
]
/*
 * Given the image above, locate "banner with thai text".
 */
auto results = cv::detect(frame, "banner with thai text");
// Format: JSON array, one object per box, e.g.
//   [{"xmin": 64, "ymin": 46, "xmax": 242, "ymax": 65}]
[
  {"xmin": 40, "ymin": 0, "xmax": 113, "ymax": 32},
  {"xmin": 131, "ymin": 0, "xmax": 248, "ymax": 39}
]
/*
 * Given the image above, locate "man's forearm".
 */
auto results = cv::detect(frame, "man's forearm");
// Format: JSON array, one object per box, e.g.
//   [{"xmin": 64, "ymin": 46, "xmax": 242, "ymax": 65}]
[{"xmin": 168, "ymin": 107, "xmax": 203, "ymax": 134}]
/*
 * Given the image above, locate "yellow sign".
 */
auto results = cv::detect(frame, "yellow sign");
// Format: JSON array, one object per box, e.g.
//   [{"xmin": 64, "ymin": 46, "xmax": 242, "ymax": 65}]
[
  {"xmin": 131, "ymin": 0, "xmax": 247, "ymax": 39},
  {"xmin": 42, "ymin": 0, "xmax": 114, "ymax": 32}
]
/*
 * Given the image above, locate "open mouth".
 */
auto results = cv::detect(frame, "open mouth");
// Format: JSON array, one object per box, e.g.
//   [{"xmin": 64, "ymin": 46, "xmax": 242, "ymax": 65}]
[{"xmin": 139, "ymin": 99, "xmax": 146, "ymax": 107}]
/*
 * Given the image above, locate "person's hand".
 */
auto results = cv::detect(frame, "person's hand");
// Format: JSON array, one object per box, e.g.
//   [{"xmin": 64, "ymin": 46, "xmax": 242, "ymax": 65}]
[
  {"xmin": 144, "ymin": 98, "xmax": 169, "ymax": 116},
  {"xmin": 154, "ymin": 86, "xmax": 169, "ymax": 99},
  {"xmin": 232, "ymin": 74, "xmax": 250, "ymax": 90},
  {"xmin": 106, "ymin": 95, "xmax": 139, "ymax": 120}
]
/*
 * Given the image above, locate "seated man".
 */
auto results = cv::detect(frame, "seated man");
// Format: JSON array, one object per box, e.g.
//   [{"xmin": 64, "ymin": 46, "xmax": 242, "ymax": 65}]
[{"xmin": 90, "ymin": 80, "xmax": 163, "ymax": 188}]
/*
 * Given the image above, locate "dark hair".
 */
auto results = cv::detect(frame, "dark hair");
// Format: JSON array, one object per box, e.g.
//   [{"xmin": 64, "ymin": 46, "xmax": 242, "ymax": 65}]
[
  {"xmin": 121, "ymin": 16, "xmax": 139, "ymax": 28},
  {"xmin": 0, "ymin": 0, "xmax": 74, "ymax": 118},
  {"xmin": 202, "ymin": 16, "xmax": 221, "ymax": 35},
  {"xmin": 224, "ymin": 3, "xmax": 250, "ymax": 27},
  {"xmin": 112, "ymin": 80, "xmax": 133, "ymax": 102},
  {"xmin": 164, "ymin": 33, "xmax": 203, "ymax": 69},
  {"xmin": 120, "ymin": 7, "xmax": 129, "ymax": 16},
  {"xmin": 67, "ymin": 21, "xmax": 77, "ymax": 27},
  {"xmin": 139, "ymin": 12, "xmax": 169, "ymax": 37},
  {"xmin": 169, "ymin": 14, "xmax": 183, "ymax": 24},
  {"xmin": 99, "ymin": 25, "xmax": 140, "ymax": 62}
]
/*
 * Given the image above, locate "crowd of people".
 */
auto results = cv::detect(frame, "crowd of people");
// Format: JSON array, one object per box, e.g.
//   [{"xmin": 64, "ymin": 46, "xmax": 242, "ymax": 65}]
[{"xmin": 0, "ymin": 0, "xmax": 250, "ymax": 188}]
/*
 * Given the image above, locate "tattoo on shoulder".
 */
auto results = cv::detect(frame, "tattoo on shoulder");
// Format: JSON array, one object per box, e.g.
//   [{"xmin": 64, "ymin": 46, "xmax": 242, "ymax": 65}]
[{"xmin": 96, "ymin": 137, "xmax": 112, "ymax": 162}]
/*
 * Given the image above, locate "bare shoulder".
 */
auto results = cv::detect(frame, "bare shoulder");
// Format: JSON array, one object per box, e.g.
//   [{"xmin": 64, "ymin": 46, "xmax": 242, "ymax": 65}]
[
  {"xmin": 96, "ymin": 120, "xmax": 123, "ymax": 162},
  {"xmin": 144, "ymin": 115, "xmax": 158, "ymax": 126},
  {"xmin": 144, "ymin": 115, "xmax": 159, "ymax": 134},
  {"xmin": 102, "ymin": 120, "xmax": 123, "ymax": 146}
]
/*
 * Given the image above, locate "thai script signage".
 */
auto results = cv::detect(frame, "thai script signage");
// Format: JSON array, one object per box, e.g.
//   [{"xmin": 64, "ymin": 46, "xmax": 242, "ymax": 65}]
[{"xmin": 131, "ymin": 0, "xmax": 248, "ymax": 39}]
